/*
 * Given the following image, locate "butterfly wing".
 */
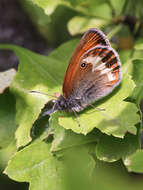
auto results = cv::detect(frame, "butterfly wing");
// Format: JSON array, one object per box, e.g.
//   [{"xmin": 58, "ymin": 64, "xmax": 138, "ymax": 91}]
[
  {"xmin": 67, "ymin": 45, "xmax": 121, "ymax": 112},
  {"xmin": 63, "ymin": 28, "xmax": 110, "ymax": 98}
]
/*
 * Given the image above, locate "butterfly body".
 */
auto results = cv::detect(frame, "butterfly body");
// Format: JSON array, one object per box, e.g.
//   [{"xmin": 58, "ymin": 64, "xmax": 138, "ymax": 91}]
[
  {"xmin": 48, "ymin": 28, "xmax": 122, "ymax": 114},
  {"xmin": 53, "ymin": 95, "xmax": 83, "ymax": 112}
]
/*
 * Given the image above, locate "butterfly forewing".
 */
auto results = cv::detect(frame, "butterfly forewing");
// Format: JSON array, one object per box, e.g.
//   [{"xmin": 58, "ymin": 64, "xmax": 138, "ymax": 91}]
[{"xmin": 63, "ymin": 28, "xmax": 110, "ymax": 98}]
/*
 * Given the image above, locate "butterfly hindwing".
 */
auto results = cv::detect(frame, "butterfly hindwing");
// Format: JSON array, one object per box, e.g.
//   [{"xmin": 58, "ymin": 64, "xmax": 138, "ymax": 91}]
[{"xmin": 68, "ymin": 45, "xmax": 121, "ymax": 109}]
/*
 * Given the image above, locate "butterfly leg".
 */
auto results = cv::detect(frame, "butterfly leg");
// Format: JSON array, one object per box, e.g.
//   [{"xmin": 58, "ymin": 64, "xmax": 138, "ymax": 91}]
[
  {"xmin": 89, "ymin": 103, "xmax": 106, "ymax": 112},
  {"xmin": 72, "ymin": 109, "xmax": 81, "ymax": 127}
]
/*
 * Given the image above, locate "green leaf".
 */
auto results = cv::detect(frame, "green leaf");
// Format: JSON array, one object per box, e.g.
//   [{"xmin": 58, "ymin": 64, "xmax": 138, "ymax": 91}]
[
  {"xmin": 50, "ymin": 115, "xmax": 101, "ymax": 152},
  {"xmin": 0, "ymin": 40, "xmax": 78, "ymax": 147},
  {"xmin": 134, "ymin": 38, "xmax": 143, "ymax": 50},
  {"xmin": 0, "ymin": 142, "xmax": 17, "ymax": 169},
  {"xmin": 68, "ymin": 16, "xmax": 110, "ymax": 35},
  {"xmin": 133, "ymin": 39, "xmax": 143, "ymax": 60},
  {"xmin": 0, "ymin": 69, "xmax": 16, "ymax": 94},
  {"xmin": 52, "ymin": 74, "xmax": 139, "ymax": 138},
  {"xmin": 130, "ymin": 59, "xmax": 143, "ymax": 106},
  {"xmin": 0, "ymin": 90, "xmax": 17, "ymax": 148},
  {"xmin": 29, "ymin": 0, "xmax": 66, "ymax": 15},
  {"xmin": 96, "ymin": 132, "xmax": 140, "ymax": 162},
  {"xmin": 4, "ymin": 142, "xmax": 64, "ymax": 189},
  {"xmin": 22, "ymin": 1, "xmax": 75, "ymax": 46},
  {"xmin": 109, "ymin": 0, "xmax": 126, "ymax": 15},
  {"xmin": 91, "ymin": 3, "xmax": 112, "ymax": 19},
  {"xmin": 124, "ymin": 150, "xmax": 143, "ymax": 173},
  {"xmin": 93, "ymin": 159, "xmax": 143, "ymax": 190},
  {"xmin": 51, "ymin": 114, "xmax": 140, "ymax": 163},
  {"xmin": 4, "ymin": 141, "xmax": 95, "ymax": 190},
  {"xmin": 119, "ymin": 50, "xmax": 132, "ymax": 65},
  {"xmin": 29, "ymin": 0, "xmax": 112, "ymax": 19},
  {"xmin": 133, "ymin": 50, "xmax": 143, "ymax": 60}
]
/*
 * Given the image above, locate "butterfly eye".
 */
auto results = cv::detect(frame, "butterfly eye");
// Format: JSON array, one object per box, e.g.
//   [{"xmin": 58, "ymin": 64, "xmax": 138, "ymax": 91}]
[{"xmin": 81, "ymin": 62, "xmax": 86, "ymax": 68}]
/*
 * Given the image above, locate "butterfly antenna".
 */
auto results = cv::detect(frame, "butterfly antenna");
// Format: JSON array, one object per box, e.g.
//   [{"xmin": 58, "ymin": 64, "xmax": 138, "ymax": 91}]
[
  {"xmin": 29, "ymin": 90, "xmax": 56, "ymax": 98},
  {"xmin": 72, "ymin": 109, "xmax": 81, "ymax": 127}
]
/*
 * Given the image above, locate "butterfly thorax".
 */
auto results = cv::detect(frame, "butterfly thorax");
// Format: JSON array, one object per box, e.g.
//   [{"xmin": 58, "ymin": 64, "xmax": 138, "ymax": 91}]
[{"xmin": 54, "ymin": 95, "xmax": 83, "ymax": 112}]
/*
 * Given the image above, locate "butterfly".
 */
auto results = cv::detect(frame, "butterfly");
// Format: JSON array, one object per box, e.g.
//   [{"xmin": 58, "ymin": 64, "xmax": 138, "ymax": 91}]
[{"xmin": 45, "ymin": 28, "xmax": 122, "ymax": 115}]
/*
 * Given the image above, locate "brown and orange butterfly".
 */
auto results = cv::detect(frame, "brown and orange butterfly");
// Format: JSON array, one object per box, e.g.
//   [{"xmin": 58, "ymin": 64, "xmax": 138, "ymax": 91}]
[{"xmin": 46, "ymin": 28, "xmax": 122, "ymax": 114}]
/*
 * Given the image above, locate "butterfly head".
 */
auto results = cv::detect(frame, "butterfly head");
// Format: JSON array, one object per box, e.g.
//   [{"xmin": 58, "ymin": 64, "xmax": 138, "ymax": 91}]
[{"xmin": 53, "ymin": 95, "xmax": 68, "ymax": 111}]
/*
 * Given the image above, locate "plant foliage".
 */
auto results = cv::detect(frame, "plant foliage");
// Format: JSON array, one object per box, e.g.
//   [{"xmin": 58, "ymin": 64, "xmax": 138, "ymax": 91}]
[{"xmin": 1, "ymin": 0, "xmax": 143, "ymax": 189}]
